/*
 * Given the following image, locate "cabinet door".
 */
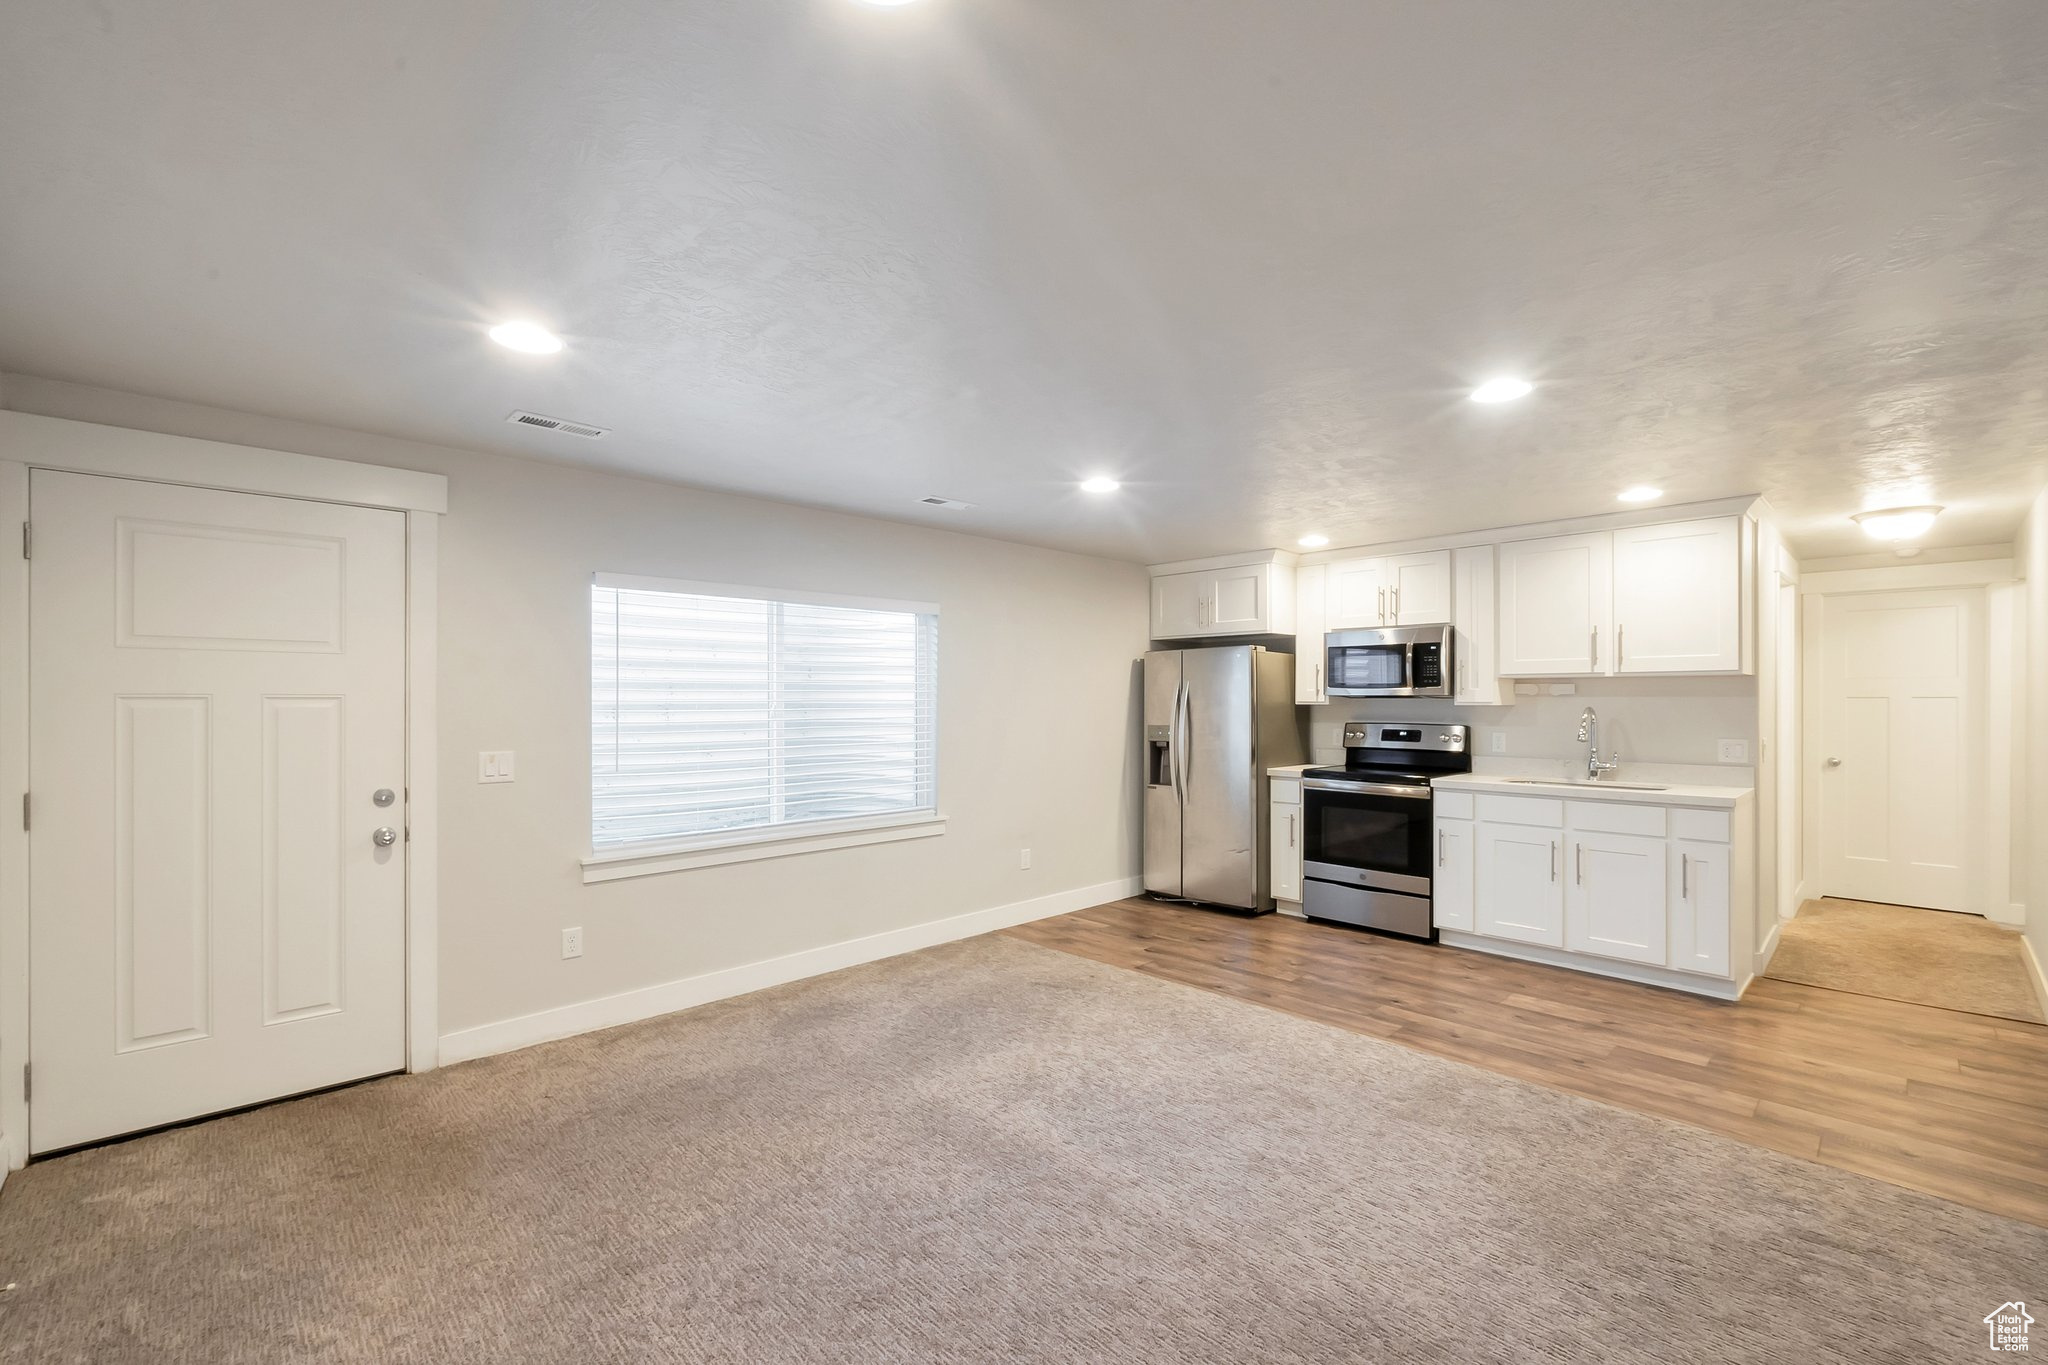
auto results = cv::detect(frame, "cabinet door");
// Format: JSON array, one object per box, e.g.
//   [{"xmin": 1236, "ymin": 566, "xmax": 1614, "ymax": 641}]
[
  {"xmin": 1271, "ymin": 800, "xmax": 1302, "ymax": 902},
  {"xmin": 1151, "ymin": 571, "xmax": 1208, "ymax": 638},
  {"xmin": 1450, "ymin": 544, "xmax": 1504, "ymax": 706},
  {"xmin": 1433, "ymin": 818, "xmax": 1475, "ymax": 932},
  {"xmin": 1565, "ymin": 831, "xmax": 1669, "ymax": 965},
  {"xmin": 1388, "ymin": 550, "xmax": 1452, "ymax": 625},
  {"xmin": 1206, "ymin": 565, "xmax": 1268, "ymax": 634},
  {"xmin": 1326, "ymin": 557, "xmax": 1387, "ymax": 629},
  {"xmin": 1498, "ymin": 532, "xmax": 1612, "ymax": 675},
  {"xmin": 1295, "ymin": 565, "xmax": 1328, "ymax": 704},
  {"xmin": 1474, "ymin": 821, "xmax": 1564, "ymax": 946},
  {"xmin": 1669, "ymin": 839, "xmax": 1731, "ymax": 975},
  {"xmin": 1612, "ymin": 518, "xmax": 1742, "ymax": 673}
]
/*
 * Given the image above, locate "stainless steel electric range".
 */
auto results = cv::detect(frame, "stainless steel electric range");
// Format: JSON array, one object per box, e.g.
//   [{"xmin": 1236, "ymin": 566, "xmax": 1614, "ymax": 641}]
[{"xmin": 1299, "ymin": 722, "xmax": 1470, "ymax": 940}]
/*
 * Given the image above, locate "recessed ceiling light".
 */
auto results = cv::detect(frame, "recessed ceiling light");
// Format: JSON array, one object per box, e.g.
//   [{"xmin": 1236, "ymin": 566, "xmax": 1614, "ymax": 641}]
[
  {"xmin": 1079, "ymin": 476, "xmax": 1121, "ymax": 494},
  {"xmin": 488, "ymin": 320, "xmax": 564, "ymax": 355},
  {"xmin": 1851, "ymin": 505, "xmax": 1942, "ymax": 542},
  {"xmin": 1617, "ymin": 486, "xmax": 1663, "ymax": 503},
  {"xmin": 1298, "ymin": 534, "xmax": 1330, "ymax": 548},
  {"xmin": 852, "ymin": 0, "xmax": 922, "ymax": 6},
  {"xmin": 1469, "ymin": 377, "xmax": 1533, "ymax": 404}
]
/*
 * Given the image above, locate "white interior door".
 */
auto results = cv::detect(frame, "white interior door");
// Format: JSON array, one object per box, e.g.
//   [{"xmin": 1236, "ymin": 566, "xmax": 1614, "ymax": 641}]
[
  {"xmin": 28, "ymin": 470, "xmax": 407, "ymax": 1152},
  {"xmin": 1817, "ymin": 587, "xmax": 1983, "ymax": 913}
]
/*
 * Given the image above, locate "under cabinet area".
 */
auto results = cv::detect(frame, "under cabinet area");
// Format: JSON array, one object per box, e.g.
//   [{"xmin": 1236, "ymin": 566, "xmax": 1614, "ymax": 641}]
[{"xmin": 1430, "ymin": 781, "xmax": 1752, "ymax": 997}]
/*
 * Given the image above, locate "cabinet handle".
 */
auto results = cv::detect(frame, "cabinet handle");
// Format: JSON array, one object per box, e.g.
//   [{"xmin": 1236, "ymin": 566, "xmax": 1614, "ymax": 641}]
[
  {"xmin": 1681, "ymin": 854, "xmax": 1690, "ymax": 899},
  {"xmin": 1378, "ymin": 586, "xmax": 1386, "ymax": 623},
  {"xmin": 1288, "ymin": 814, "xmax": 1296, "ymax": 849},
  {"xmin": 1575, "ymin": 842, "xmax": 1583, "ymax": 885},
  {"xmin": 1550, "ymin": 840, "xmax": 1559, "ymax": 882},
  {"xmin": 1315, "ymin": 663, "xmax": 1323, "ymax": 698},
  {"xmin": 1390, "ymin": 586, "xmax": 1399, "ymax": 621},
  {"xmin": 1590, "ymin": 626, "xmax": 1599, "ymax": 670},
  {"xmin": 1438, "ymin": 828, "xmax": 1445, "ymax": 867},
  {"xmin": 1617, "ymin": 623, "xmax": 1624, "ymax": 668}
]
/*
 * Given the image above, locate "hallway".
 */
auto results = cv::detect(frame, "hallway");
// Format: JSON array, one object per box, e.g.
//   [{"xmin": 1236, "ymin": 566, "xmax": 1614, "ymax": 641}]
[{"xmin": 1764, "ymin": 899, "xmax": 2044, "ymax": 1024}]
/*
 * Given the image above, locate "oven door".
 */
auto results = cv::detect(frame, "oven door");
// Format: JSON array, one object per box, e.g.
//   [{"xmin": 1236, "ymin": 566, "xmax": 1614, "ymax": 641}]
[{"xmin": 1302, "ymin": 781, "xmax": 1432, "ymax": 895}]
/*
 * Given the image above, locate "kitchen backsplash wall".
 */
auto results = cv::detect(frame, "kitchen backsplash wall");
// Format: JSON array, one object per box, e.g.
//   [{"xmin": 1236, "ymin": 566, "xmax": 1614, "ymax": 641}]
[{"xmin": 1309, "ymin": 676, "xmax": 1759, "ymax": 774}]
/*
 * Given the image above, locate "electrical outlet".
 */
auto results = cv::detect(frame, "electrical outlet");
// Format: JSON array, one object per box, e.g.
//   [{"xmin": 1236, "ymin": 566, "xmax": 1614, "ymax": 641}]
[
  {"xmin": 1490, "ymin": 732, "xmax": 1507, "ymax": 754},
  {"xmin": 1018, "ymin": 848, "xmax": 1032, "ymax": 870},
  {"xmin": 1716, "ymin": 739, "xmax": 1749, "ymax": 764},
  {"xmin": 479, "ymin": 751, "xmax": 516, "ymax": 783},
  {"xmin": 561, "ymin": 927, "xmax": 583, "ymax": 959}
]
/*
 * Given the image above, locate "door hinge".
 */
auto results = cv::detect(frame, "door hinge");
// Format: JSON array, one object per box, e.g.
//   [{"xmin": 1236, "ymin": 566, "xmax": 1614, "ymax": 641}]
[
  {"xmin": 19, "ymin": 522, "xmax": 28, "ymax": 560},
  {"xmin": 19, "ymin": 793, "xmax": 26, "ymax": 832},
  {"xmin": 22, "ymin": 1063, "xmax": 29, "ymax": 1103}
]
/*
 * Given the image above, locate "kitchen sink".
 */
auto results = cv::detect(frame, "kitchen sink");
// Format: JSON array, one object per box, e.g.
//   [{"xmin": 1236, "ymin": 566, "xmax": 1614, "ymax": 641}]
[{"xmin": 1504, "ymin": 778, "xmax": 1669, "ymax": 792}]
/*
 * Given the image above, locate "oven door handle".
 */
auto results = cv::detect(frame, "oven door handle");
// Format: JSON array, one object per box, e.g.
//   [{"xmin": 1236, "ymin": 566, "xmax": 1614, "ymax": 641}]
[{"xmin": 1302, "ymin": 778, "xmax": 1433, "ymax": 799}]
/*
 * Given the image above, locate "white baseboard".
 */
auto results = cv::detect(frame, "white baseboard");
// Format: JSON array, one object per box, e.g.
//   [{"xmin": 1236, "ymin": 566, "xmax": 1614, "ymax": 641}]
[
  {"xmin": 438, "ymin": 875, "xmax": 1142, "ymax": 1065},
  {"xmin": 1754, "ymin": 920, "xmax": 1782, "ymax": 977},
  {"xmin": 2022, "ymin": 936, "xmax": 2048, "ymax": 1024}
]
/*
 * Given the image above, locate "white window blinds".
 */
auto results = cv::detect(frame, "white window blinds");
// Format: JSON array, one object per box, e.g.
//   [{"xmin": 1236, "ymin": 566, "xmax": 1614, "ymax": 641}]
[{"xmin": 591, "ymin": 576, "xmax": 939, "ymax": 849}]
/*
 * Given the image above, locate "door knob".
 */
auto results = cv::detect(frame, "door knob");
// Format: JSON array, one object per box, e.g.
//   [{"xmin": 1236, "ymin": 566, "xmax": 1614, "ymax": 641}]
[
  {"xmin": 1826, "ymin": 757, "xmax": 1842, "ymax": 767},
  {"xmin": 372, "ymin": 826, "xmax": 399, "ymax": 847},
  {"xmin": 372, "ymin": 788, "xmax": 396, "ymax": 807}
]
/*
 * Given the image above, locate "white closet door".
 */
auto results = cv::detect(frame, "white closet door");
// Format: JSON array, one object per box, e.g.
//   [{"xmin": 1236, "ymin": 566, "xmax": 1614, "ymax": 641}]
[{"xmin": 29, "ymin": 471, "xmax": 408, "ymax": 1152}]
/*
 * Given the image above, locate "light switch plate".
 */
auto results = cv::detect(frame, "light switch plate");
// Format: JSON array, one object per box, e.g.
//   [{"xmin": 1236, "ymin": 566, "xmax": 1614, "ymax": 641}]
[
  {"xmin": 1489, "ymin": 732, "xmax": 1507, "ymax": 754},
  {"xmin": 479, "ymin": 751, "xmax": 515, "ymax": 783},
  {"xmin": 1717, "ymin": 739, "xmax": 1748, "ymax": 764},
  {"xmin": 1018, "ymin": 848, "xmax": 1032, "ymax": 870}
]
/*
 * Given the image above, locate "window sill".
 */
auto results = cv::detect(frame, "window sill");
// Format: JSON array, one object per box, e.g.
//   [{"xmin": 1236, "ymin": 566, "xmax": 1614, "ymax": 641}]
[{"xmin": 580, "ymin": 811, "xmax": 946, "ymax": 884}]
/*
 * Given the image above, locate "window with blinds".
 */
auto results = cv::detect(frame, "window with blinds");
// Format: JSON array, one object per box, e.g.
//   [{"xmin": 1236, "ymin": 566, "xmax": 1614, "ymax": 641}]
[{"xmin": 591, "ymin": 575, "xmax": 939, "ymax": 850}]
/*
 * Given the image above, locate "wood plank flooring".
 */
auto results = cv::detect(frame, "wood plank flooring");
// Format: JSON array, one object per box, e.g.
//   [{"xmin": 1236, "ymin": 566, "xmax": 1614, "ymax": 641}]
[{"xmin": 1004, "ymin": 897, "xmax": 2048, "ymax": 1228}]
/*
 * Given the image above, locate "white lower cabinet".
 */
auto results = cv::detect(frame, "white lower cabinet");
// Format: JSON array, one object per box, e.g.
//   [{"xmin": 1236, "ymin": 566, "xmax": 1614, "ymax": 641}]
[
  {"xmin": 1270, "ymin": 777, "xmax": 1303, "ymax": 908},
  {"xmin": 1668, "ymin": 839, "xmax": 1731, "ymax": 976},
  {"xmin": 1565, "ymin": 831, "xmax": 1668, "ymax": 965},
  {"xmin": 1435, "ymin": 787, "xmax": 1747, "ymax": 995},
  {"xmin": 1473, "ymin": 821, "xmax": 1564, "ymax": 947}
]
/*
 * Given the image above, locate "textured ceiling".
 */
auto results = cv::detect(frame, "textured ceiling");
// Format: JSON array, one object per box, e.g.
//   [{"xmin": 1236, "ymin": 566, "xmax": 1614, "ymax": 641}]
[{"xmin": 3, "ymin": 1, "xmax": 2045, "ymax": 562}]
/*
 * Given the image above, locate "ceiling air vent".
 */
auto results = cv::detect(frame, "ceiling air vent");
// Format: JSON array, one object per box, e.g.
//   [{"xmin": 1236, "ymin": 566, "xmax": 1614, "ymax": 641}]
[
  {"xmin": 917, "ymin": 495, "xmax": 974, "ymax": 510},
  {"xmin": 507, "ymin": 410, "xmax": 609, "ymax": 440}
]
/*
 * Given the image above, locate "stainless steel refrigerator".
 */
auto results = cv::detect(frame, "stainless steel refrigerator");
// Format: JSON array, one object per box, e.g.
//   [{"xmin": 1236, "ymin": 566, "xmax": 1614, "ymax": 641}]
[{"xmin": 1143, "ymin": 645, "xmax": 1306, "ymax": 910}]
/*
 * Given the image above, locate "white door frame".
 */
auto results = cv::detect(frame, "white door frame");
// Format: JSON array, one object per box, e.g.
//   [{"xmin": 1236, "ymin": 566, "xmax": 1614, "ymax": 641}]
[
  {"xmin": 1799, "ymin": 557, "xmax": 2019, "ymax": 924},
  {"xmin": 0, "ymin": 410, "xmax": 447, "ymax": 1169}
]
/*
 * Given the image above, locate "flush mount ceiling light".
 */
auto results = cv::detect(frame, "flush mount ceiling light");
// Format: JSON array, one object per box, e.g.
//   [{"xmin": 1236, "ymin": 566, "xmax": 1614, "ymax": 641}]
[
  {"xmin": 1298, "ymin": 534, "xmax": 1330, "ymax": 548},
  {"xmin": 1079, "ymin": 476, "xmax": 1121, "ymax": 494},
  {"xmin": 1617, "ymin": 486, "xmax": 1663, "ymax": 503},
  {"xmin": 1851, "ymin": 504, "xmax": 1942, "ymax": 542},
  {"xmin": 487, "ymin": 320, "xmax": 564, "ymax": 355},
  {"xmin": 1469, "ymin": 377, "xmax": 1533, "ymax": 404},
  {"xmin": 852, "ymin": 0, "xmax": 922, "ymax": 6}
]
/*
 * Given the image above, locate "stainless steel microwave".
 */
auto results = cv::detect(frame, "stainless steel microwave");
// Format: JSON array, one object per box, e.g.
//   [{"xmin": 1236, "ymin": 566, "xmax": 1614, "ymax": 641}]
[{"xmin": 1325, "ymin": 624, "xmax": 1454, "ymax": 698}]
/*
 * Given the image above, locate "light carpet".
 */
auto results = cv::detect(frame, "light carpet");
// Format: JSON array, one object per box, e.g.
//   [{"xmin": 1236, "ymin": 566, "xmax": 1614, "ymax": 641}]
[
  {"xmin": 1, "ymin": 935, "xmax": 2042, "ymax": 1364},
  {"xmin": 1766, "ymin": 898, "xmax": 2045, "ymax": 1023}
]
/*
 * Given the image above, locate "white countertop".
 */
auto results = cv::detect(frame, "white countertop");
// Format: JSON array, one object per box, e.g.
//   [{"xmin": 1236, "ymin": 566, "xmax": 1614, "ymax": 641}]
[
  {"xmin": 1267, "ymin": 764, "xmax": 1315, "ymax": 778},
  {"xmin": 1431, "ymin": 772, "xmax": 1752, "ymax": 808}
]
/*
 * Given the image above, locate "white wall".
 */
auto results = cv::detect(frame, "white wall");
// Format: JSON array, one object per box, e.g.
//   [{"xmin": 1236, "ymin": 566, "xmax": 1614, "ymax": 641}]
[
  {"xmin": 2019, "ymin": 486, "xmax": 2048, "ymax": 987},
  {"xmin": 0, "ymin": 375, "xmax": 1150, "ymax": 1045}
]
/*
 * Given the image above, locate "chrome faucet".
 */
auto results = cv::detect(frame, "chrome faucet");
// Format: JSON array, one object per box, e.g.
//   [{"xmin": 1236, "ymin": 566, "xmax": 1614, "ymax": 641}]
[{"xmin": 1578, "ymin": 707, "xmax": 1620, "ymax": 781}]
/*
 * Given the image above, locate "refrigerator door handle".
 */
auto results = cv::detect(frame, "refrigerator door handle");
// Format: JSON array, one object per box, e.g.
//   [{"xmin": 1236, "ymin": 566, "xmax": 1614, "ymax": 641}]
[{"xmin": 1174, "ymin": 680, "xmax": 1192, "ymax": 806}]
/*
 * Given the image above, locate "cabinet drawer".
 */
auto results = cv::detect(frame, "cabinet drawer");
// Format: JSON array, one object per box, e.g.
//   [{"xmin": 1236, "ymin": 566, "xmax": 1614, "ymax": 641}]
[
  {"xmin": 1475, "ymin": 793, "xmax": 1564, "ymax": 828},
  {"xmin": 1435, "ymin": 790, "xmax": 1474, "ymax": 820},
  {"xmin": 1271, "ymin": 778, "xmax": 1301, "ymax": 806},
  {"xmin": 1568, "ymin": 801, "xmax": 1666, "ymax": 838},
  {"xmin": 1671, "ymin": 807, "xmax": 1731, "ymax": 843}
]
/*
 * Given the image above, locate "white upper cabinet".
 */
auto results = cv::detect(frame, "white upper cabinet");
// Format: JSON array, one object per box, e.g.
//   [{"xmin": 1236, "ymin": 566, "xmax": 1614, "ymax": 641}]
[
  {"xmin": 1148, "ymin": 552, "xmax": 1297, "ymax": 640},
  {"xmin": 1497, "ymin": 531, "xmax": 1613, "ymax": 676},
  {"xmin": 1450, "ymin": 545, "xmax": 1504, "ymax": 706},
  {"xmin": 1326, "ymin": 551, "xmax": 1449, "ymax": 629},
  {"xmin": 1611, "ymin": 519, "xmax": 1742, "ymax": 673},
  {"xmin": 1326, "ymin": 557, "xmax": 1387, "ymax": 630},
  {"xmin": 1387, "ymin": 551, "xmax": 1452, "ymax": 624},
  {"xmin": 1498, "ymin": 516, "xmax": 1745, "ymax": 677},
  {"xmin": 1294, "ymin": 564, "xmax": 1329, "ymax": 704}
]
